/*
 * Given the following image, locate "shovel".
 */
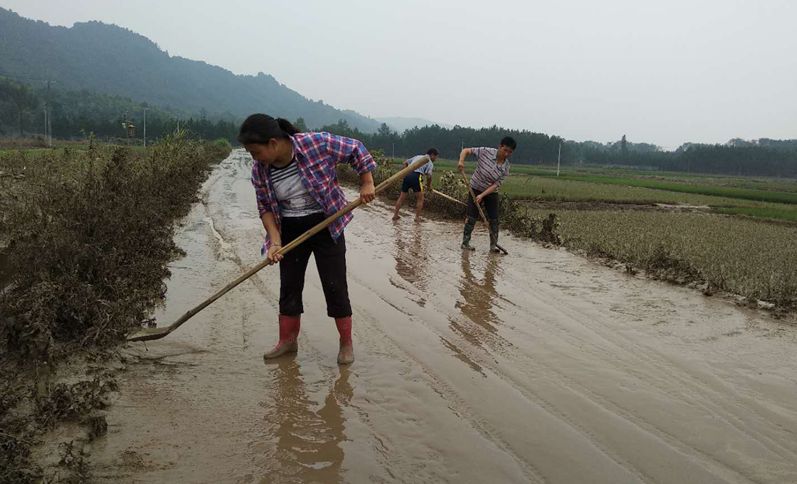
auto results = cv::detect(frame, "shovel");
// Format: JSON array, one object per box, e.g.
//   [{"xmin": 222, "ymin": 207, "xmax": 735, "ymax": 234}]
[
  {"xmin": 460, "ymin": 170, "xmax": 509, "ymax": 255},
  {"xmin": 127, "ymin": 155, "xmax": 430, "ymax": 342}
]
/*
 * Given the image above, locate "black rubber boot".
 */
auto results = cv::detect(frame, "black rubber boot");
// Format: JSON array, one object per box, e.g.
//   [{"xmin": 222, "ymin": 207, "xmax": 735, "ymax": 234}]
[
  {"xmin": 489, "ymin": 219, "xmax": 501, "ymax": 253},
  {"xmin": 461, "ymin": 217, "xmax": 476, "ymax": 250}
]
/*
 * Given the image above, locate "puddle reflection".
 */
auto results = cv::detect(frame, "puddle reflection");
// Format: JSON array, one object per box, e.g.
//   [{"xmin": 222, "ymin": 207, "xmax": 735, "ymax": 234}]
[
  {"xmin": 456, "ymin": 251, "xmax": 503, "ymax": 331},
  {"xmin": 266, "ymin": 359, "xmax": 352, "ymax": 482},
  {"xmin": 392, "ymin": 222, "xmax": 430, "ymax": 306}
]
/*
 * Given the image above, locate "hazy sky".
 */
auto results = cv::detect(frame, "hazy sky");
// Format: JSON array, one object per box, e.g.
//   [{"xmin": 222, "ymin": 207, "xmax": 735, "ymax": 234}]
[{"xmin": 2, "ymin": 0, "xmax": 795, "ymax": 147}]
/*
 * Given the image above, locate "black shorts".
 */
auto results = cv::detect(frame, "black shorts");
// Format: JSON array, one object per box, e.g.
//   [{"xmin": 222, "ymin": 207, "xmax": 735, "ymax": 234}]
[{"xmin": 401, "ymin": 172, "xmax": 425, "ymax": 193}]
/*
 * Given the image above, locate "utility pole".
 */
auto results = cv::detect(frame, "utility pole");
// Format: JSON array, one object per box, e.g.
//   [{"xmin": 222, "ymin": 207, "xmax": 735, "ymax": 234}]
[
  {"xmin": 557, "ymin": 141, "xmax": 561, "ymax": 176},
  {"xmin": 143, "ymin": 107, "xmax": 148, "ymax": 148},
  {"xmin": 46, "ymin": 80, "xmax": 52, "ymax": 147}
]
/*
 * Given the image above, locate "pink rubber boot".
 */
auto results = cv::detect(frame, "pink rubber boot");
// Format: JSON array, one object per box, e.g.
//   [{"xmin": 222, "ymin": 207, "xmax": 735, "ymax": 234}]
[
  {"xmin": 263, "ymin": 315, "xmax": 300, "ymax": 360},
  {"xmin": 335, "ymin": 316, "xmax": 354, "ymax": 365}
]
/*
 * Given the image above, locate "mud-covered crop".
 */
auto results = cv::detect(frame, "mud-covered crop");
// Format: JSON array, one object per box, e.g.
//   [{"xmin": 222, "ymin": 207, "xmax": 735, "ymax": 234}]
[
  {"xmin": 0, "ymin": 133, "xmax": 230, "ymax": 360},
  {"xmin": 0, "ymin": 134, "xmax": 229, "ymax": 482},
  {"xmin": 528, "ymin": 208, "xmax": 797, "ymax": 308}
]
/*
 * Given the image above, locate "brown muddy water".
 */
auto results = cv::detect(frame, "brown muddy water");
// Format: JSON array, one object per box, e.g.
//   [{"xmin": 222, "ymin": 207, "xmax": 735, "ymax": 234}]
[{"xmin": 90, "ymin": 150, "xmax": 797, "ymax": 483}]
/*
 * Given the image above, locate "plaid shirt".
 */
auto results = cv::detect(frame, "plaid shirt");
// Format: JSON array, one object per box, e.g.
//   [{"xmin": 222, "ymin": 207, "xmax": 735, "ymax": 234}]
[{"xmin": 251, "ymin": 132, "xmax": 376, "ymax": 253}]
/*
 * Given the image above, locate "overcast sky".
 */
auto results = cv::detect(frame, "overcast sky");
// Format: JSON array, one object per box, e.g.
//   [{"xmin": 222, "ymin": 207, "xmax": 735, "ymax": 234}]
[{"xmin": 2, "ymin": 0, "xmax": 795, "ymax": 147}]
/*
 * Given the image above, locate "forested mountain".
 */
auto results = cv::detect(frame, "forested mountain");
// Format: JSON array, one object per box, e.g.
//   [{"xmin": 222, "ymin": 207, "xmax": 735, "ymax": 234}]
[{"xmin": 0, "ymin": 7, "xmax": 381, "ymax": 132}]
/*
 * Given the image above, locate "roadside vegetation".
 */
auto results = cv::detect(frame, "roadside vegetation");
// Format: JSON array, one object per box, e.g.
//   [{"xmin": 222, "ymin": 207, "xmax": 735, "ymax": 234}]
[
  {"xmin": 528, "ymin": 208, "xmax": 797, "ymax": 308},
  {"xmin": 0, "ymin": 133, "xmax": 230, "ymax": 482}
]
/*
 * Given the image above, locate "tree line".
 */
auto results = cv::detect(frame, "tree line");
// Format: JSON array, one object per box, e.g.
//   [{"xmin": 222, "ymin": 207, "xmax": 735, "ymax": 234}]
[
  {"xmin": 3, "ymin": 76, "xmax": 796, "ymax": 177},
  {"xmin": 317, "ymin": 119, "xmax": 797, "ymax": 178},
  {"xmin": 565, "ymin": 137, "xmax": 797, "ymax": 177}
]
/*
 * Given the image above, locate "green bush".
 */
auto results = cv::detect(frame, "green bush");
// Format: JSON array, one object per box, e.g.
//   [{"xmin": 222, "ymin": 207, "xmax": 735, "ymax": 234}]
[{"xmin": 213, "ymin": 138, "xmax": 232, "ymax": 151}]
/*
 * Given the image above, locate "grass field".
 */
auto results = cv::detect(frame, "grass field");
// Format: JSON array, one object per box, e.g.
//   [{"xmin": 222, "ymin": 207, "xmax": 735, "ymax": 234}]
[{"xmin": 409, "ymin": 158, "xmax": 797, "ymax": 223}]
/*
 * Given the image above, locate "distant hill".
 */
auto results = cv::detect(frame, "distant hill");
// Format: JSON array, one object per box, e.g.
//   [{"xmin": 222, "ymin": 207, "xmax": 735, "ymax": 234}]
[
  {"xmin": 377, "ymin": 116, "xmax": 452, "ymax": 133},
  {"xmin": 0, "ymin": 7, "xmax": 381, "ymax": 132}
]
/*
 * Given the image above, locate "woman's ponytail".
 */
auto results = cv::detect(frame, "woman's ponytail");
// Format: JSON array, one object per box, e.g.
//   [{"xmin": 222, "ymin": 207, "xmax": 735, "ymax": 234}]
[
  {"xmin": 276, "ymin": 118, "xmax": 301, "ymax": 135},
  {"xmin": 238, "ymin": 113, "xmax": 299, "ymax": 144}
]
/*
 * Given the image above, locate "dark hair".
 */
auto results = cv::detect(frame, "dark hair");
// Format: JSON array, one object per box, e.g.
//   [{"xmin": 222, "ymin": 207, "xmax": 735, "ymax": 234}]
[
  {"xmin": 237, "ymin": 114, "xmax": 300, "ymax": 144},
  {"xmin": 500, "ymin": 136, "xmax": 517, "ymax": 150},
  {"xmin": 426, "ymin": 148, "xmax": 439, "ymax": 156}
]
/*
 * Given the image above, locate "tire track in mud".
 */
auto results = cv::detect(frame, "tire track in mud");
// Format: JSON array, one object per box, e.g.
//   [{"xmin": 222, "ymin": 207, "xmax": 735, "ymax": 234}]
[
  {"xmin": 347, "ymin": 302, "xmax": 547, "ymax": 483},
  {"xmin": 457, "ymin": 327, "xmax": 756, "ymax": 483},
  {"xmin": 514, "ymin": 283, "xmax": 797, "ymax": 468}
]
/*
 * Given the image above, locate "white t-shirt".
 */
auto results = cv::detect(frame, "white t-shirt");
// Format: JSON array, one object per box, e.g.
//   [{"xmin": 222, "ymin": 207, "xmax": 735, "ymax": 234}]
[
  {"xmin": 406, "ymin": 154, "xmax": 434, "ymax": 175},
  {"xmin": 268, "ymin": 159, "xmax": 323, "ymax": 217}
]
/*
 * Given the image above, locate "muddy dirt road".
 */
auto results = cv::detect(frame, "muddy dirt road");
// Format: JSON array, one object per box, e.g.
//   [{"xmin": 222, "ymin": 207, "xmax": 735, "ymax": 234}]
[{"xmin": 91, "ymin": 151, "xmax": 797, "ymax": 483}]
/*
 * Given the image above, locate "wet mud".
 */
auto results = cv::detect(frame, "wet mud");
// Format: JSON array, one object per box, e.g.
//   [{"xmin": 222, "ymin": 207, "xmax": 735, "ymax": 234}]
[{"xmin": 90, "ymin": 150, "xmax": 797, "ymax": 483}]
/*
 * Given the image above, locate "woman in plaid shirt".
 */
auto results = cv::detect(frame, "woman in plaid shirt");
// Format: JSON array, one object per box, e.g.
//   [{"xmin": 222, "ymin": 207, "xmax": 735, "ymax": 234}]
[{"xmin": 239, "ymin": 114, "xmax": 376, "ymax": 365}]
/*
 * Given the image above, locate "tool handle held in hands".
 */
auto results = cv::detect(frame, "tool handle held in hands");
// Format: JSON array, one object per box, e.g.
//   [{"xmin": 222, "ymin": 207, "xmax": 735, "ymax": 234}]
[
  {"xmin": 127, "ymin": 155, "xmax": 431, "ymax": 342},
  {"xmin": 460, "ymin": 171, "xmax": 509, "ymax": 255}
]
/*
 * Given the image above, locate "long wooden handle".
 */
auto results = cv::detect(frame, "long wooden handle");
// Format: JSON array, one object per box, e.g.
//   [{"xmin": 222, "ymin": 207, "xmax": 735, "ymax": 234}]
[
  {"xmin": 461, "ymin": 170, "xmax": 509, "ymax": 255},
  {"xmin": 461, "ymin": 171, "xmax": 490, "ymax": 225},
  {"xmin": 432, "ymin": 189, "xmax": 466, "ymax": 206},
  {"xmin": 128, "ymin": 155, "xmax": 430, "ymax": 342}
]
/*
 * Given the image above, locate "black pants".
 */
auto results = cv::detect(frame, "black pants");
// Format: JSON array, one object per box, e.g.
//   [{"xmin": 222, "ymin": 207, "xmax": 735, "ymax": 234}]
[
  {"xmin": 466, "ymin": 189, "xmax": 499, "ymax": 220},
  {"xmin": 279, "ymin": 213, "xmax": 352, "ymax": 318}
]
